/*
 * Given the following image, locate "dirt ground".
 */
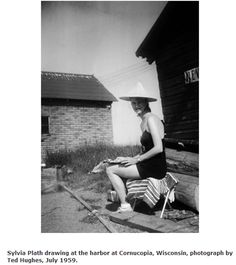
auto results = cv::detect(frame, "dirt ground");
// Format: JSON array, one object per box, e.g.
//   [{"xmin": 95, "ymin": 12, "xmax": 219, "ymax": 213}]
[
  {"xmin": 41, "ymin": 186, "xmax": 144, "ymax": 233},
  {"xmin": 41, "ymin": 168, "xmax": 198, "ymax": 233}
]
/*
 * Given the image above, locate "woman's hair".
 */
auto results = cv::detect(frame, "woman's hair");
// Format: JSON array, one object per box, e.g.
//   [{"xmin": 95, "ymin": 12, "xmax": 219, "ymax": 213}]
[{"xmin": 144, "ymin": 101, "xmax": 151, "ymax": 113}]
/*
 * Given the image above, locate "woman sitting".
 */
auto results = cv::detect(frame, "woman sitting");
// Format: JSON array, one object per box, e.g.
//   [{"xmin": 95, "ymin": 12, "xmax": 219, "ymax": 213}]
[{"xmin": 106, "ymin": 82, "xmax": 167, "ymax": 212}]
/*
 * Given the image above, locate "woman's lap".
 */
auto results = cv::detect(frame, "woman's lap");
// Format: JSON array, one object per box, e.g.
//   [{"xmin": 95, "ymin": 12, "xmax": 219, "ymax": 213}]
[{"xmin": 107, "ymin": 164, "xmax": 141, "ymax": 179}]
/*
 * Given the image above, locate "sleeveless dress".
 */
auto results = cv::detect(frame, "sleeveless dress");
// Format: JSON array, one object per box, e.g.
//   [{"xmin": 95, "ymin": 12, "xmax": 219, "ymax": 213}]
[{"xmin": 136, "ymin": 130, "xmax": 167, "ymax": 179}]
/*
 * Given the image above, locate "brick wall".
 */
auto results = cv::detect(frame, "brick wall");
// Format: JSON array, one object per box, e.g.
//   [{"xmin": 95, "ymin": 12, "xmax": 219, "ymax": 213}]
[{"xmin": 41, "ymin": 104, "xmax": 113, "ymax": 161}]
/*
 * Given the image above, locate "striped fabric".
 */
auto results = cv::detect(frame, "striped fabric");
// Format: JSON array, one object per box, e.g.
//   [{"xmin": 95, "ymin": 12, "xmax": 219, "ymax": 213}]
[{"xmin": 126, "ymin": 172, "xmax": 178, "ymax": 208}]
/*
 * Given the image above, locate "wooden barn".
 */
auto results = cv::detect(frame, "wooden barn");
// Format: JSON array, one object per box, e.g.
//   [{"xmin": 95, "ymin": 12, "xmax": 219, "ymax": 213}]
[
  {"xmin": 41, "ymin": 71, "xmax": 117, "ymax": 160},
  {"xmin": 136, "ymin": 2, "xmax": 199, "ymax": 212},
  {"xmin": 136, "ymin": 1, "xmax": 199, "ymax": 153}
]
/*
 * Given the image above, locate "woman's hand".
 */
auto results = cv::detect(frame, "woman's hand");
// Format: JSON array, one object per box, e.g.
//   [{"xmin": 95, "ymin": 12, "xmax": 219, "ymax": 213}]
[
  {"xmin": 114, "ymin": 157, "xmax": 126, "ymax": 163},
  {"xmin": 119, "ymin": 157, "xmax": 139, "ymax": 167}
]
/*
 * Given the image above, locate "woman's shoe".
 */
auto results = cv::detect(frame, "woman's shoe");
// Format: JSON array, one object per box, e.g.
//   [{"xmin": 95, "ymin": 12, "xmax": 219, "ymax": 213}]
[{"xmin": 116, "ymin": 203, "xmax": 133, "ymax": 213}]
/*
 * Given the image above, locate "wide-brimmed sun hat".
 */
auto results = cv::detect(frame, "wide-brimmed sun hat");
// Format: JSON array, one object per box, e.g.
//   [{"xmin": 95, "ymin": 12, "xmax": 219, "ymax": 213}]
[{"xmin": 119, "ymin": 82, "xmax": 157, "ymax": 102}]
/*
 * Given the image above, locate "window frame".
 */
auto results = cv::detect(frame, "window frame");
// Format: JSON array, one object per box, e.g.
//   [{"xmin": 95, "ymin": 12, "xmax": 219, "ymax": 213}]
[{"xmin": 41, "ymin": 116, "xmax": 50, "ymax": 135}]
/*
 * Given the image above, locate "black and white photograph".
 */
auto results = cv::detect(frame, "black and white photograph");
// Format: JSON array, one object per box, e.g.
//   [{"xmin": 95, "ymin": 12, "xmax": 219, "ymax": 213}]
[
  {"xmin": 1, "ymin": 0, "xmax": 236, "ymax": 264},
  {"xmin": 41, "ymin": 1, "xmax": 199, "ymax": 233}
]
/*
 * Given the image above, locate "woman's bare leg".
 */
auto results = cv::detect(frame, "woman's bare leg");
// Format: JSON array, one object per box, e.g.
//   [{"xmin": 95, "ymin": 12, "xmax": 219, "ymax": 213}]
[{"xmin": 106, "ymin": 164, "xmax": 141, "ymax": 204}]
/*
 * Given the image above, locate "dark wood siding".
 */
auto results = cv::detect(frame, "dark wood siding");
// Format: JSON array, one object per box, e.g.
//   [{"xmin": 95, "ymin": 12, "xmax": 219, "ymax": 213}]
[
  {"xmin": 157, "ymin": 36, "xmax": 198, "ymax": 147},
  {"xmin": 136, "ymin": 2, "xmax": 199, "ymax": 151}
]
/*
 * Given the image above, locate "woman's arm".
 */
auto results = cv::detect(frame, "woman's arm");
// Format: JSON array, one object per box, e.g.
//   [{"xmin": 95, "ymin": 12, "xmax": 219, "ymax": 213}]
[
  {"xmin": 115, "ymin": 152, "xmax": 142, "ymax": 163},
  {"xmin": 120, "ymin": 115, "xmax": 164, "ymax": 166},
  {"xmin": 133, "ymin": 152, "xmax": 143, "ymax": 159},
  {"xmin": 137, "ymin": 115, "xmax": 164, "ymax": 162}
]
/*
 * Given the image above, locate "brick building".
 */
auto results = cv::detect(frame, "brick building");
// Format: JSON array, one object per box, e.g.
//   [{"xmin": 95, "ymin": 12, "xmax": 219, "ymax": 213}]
[{"xmin": 41, "ymin": 71, "xmax": 117, "ymax": 160}]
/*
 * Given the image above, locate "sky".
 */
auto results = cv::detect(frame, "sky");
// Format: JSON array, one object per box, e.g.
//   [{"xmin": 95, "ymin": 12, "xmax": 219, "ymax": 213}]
[{"xmin": 41, "ymin": 1, "xmax": 167, "ymax": 145}]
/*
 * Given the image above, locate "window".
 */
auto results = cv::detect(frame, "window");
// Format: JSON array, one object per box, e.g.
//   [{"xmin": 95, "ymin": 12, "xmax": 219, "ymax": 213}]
[{"xmin": 42, "ymin": 116, "xmax": 49, "ymax": 134}]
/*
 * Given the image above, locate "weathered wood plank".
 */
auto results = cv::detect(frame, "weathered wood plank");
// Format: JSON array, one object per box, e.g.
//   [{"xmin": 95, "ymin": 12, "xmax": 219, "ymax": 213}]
[
  {"xmin": 161, "ymin": 81, "xmax": 198, "ymax": 94},
  {"xmin": 162, "ymin": 93, "xmax": 198, "ymax": 107},
  {"xmin": 165, "ymin": 120, "xmax": 198, "ymax": 132},
  {"xmin": 60, "ymin": 185, "xmax": 118, "ymax": 233},
  {"xmin": 109, "ymin": 211, "xmax": 198, "ymax": 233},
  {"xmin": 109, "ymin": 212, "xmax": 159, "ymax": 233},
  {"xmin": 165, "ymin": 109, "xmax": 198, "ymax": 122},
  {"xmin": 167, "ymin": 131, "xmax": 199, "ymax": 141},
  {"xmin": 163, "ymin": 100, "xmax": 198, "ymax": 114},
  {"xmin": 166, "ymin": 148, "xmax": 199, "ymax": 176}
]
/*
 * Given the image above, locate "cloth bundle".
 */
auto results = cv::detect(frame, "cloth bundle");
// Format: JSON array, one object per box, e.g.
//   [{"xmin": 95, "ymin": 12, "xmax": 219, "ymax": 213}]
[{"xmin": 126, "ymin": 172, "xmax": 178, "ymax": 208}]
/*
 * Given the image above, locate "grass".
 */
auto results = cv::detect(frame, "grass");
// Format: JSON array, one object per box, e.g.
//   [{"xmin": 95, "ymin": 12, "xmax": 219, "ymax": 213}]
[{"xmin": 45, "ymin": 143, "xmax": 142, "ymax": 193}]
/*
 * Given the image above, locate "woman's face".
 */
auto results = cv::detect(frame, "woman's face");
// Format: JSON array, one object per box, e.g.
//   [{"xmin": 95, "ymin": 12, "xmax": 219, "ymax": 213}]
[{"xmin": 130, "ymin": 98, "xmax": 148, "ymax": 115}]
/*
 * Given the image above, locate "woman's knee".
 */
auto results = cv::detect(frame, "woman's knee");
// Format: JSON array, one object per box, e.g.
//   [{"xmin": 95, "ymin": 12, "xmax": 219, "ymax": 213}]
[
  {"xmin": 105, "ymin": 165, "xmax": 111, "ymax": 175},
  {"xmin": 105, "ymin": 165, "xmax": 117, "ymax": 176}
]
